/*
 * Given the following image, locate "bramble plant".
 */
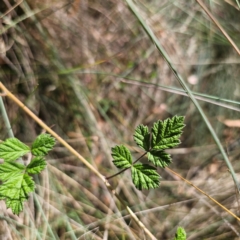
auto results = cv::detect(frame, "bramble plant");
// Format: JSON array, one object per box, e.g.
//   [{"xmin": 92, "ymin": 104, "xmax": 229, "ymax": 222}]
[
  {"xmin": 109, "ymin": 115, "xmax": 185, "ymax": 190},
  {"xmin": 174, "ymin": 227, "xmax": 187, "ymax": 240},
  {"xmin": 0, "ymin": 134, "xmax": 55, "ymax": 215},
  {"xmin": 0, "ymin": 114, "xmax": 186, "ymax": 240}
]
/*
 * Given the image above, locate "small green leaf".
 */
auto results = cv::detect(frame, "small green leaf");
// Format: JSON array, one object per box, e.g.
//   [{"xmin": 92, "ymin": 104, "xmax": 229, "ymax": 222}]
[
  {"xmin": 112, "ymin": 145, "xmax": 132, "ymax": 168},
  {"xmin": 147, "ymin": 151, "xmax": 172, "ymax": 168},
  {"xmin": 31, "ymin": 134, "xmax": 55, "ymax": 156},
  {"xmin": 26, "ymin": 157, "xmax": 46, "ymax": 174},
  {"xmin": 0, "ymin": 174, "xmax": 34, "ymax": 215},
  {"xmin": 151, "ymin": 116, "xmax": 185, "ymax": 150},
  {"xmin": 0, "ymin": 161, "xmax": 25, "ymax": 181},
  {"xmin": 0, "ymin": 138, "xmax": 30, "ymax": 161},
  {"xmin": 131, "ymin": 164, "xmax": 160, "ymax": 190},
  {"xmin": 174, "ymin": 227, "xmax": 186, "ymax": 240},
  {"xmin": 133, "ymin": 125, "xmax": 150, "ymax": 151}
]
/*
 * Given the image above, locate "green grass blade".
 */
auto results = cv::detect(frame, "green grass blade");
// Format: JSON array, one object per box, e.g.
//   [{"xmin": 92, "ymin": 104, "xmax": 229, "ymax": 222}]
[
  {"xmin": 60, "ymin": 70, "xmax": 240, "ymax": 112},
  {"xmin": 236, "ymin": 0, "xmax": 240, "ymax": 9},
  {"xmin": 0, "ymin": 97, "xmax": 14, "ymax": 138}
]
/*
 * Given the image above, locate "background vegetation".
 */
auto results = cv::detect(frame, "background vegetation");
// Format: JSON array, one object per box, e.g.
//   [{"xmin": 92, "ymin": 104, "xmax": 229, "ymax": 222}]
[{"xmin": 0, "ymin": 0, "xmax": 240, "ymax": 239}]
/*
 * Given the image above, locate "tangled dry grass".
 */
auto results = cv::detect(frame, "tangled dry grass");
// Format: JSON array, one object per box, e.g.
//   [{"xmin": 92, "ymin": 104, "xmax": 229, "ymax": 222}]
[{"xmin": 0, "ymin": 0, "xmax": 240, "ymax": 239}]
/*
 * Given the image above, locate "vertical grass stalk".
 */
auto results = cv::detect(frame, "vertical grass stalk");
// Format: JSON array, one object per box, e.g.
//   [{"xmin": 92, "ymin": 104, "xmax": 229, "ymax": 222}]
[{"xmin": 0, "ymin": 96, "xmax": 14, "ymax": 138}]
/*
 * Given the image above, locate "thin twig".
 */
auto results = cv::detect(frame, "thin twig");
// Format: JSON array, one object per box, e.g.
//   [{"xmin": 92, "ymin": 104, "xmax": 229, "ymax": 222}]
[
  {"xmin": 196, "ymin": 0, "xmax": 240, "ymax": 55},
  {"xmin": 0, "ymin": 0, "xmax": 23, "ymax": 19},
  {"xmin": 166, "ymin": 167, "xmax": 240, "ymax": 222}
]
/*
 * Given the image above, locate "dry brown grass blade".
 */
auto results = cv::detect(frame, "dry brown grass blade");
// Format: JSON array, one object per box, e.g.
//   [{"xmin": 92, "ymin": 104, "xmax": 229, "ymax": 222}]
[
  {"xmin": 166, "ymin": 167, "xmax": 240, "ymax": 222},
  {"xmin": 220, "ymin": 118, "xmax": 240, "ymax": 128},
  {"xmin": 0, "ymin": 82, "xmax": 158, "ymax": 240},
  {"xmin": 196, "ymin": 0, "xmax": 240, "ymax": 55},
  {"xmin": 0, "ymin": 0, "xmax": 23, "ymax": 19}
]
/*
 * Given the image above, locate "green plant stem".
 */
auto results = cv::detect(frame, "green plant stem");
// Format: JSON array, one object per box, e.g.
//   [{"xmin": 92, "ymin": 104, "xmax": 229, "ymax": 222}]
[
  {"xmin": 124, "ymin": 0, "xmax": 240, "ymax": 191},
  {"xmin": 106, "ymin": 151, "xmax": 147, "ymax": 180},
  {"xmin": 133, "ymin": 151, "xmax": 148, "ymax": 164}
]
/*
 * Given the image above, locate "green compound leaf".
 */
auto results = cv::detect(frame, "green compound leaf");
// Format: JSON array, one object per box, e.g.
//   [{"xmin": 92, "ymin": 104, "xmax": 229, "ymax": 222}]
[
  {"xmin": 112, "ymin": 145, "xmax": 132, "ymax": 169},
  {"xmin": 174, "ymin": 227, "xmax": 186, "ymax": 240},
  {"xmin": 26, "ymin": 157, "xmax": 46, "ymax": 174},
  {"xmin": 0, "ymin": 173, "xmax": 34, "ymax": 215},
  {"xmin": 133, "ymin": 125, "xmax": 150, "ymax": 151},
  {"xmin": 147, "ymin": 151, "xmax": 172, "ymax": 168},
  {"xmin": 131, "ymin": 164, "xmax": 160, "ymax": 190},
  {"xmin": 31, "ymin": 134, "xmax": 55, "ymax": 156},
  {"xmin": 151, "ymin": 116, "xmax": 185, "ymax": 150},
  {"xmin": 0, "ymin": 138, "xmax": 30, "ymax": 161},
  {"xmin": 0, "ymin": 161, "xmax": 25, "ymax": 181}
]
